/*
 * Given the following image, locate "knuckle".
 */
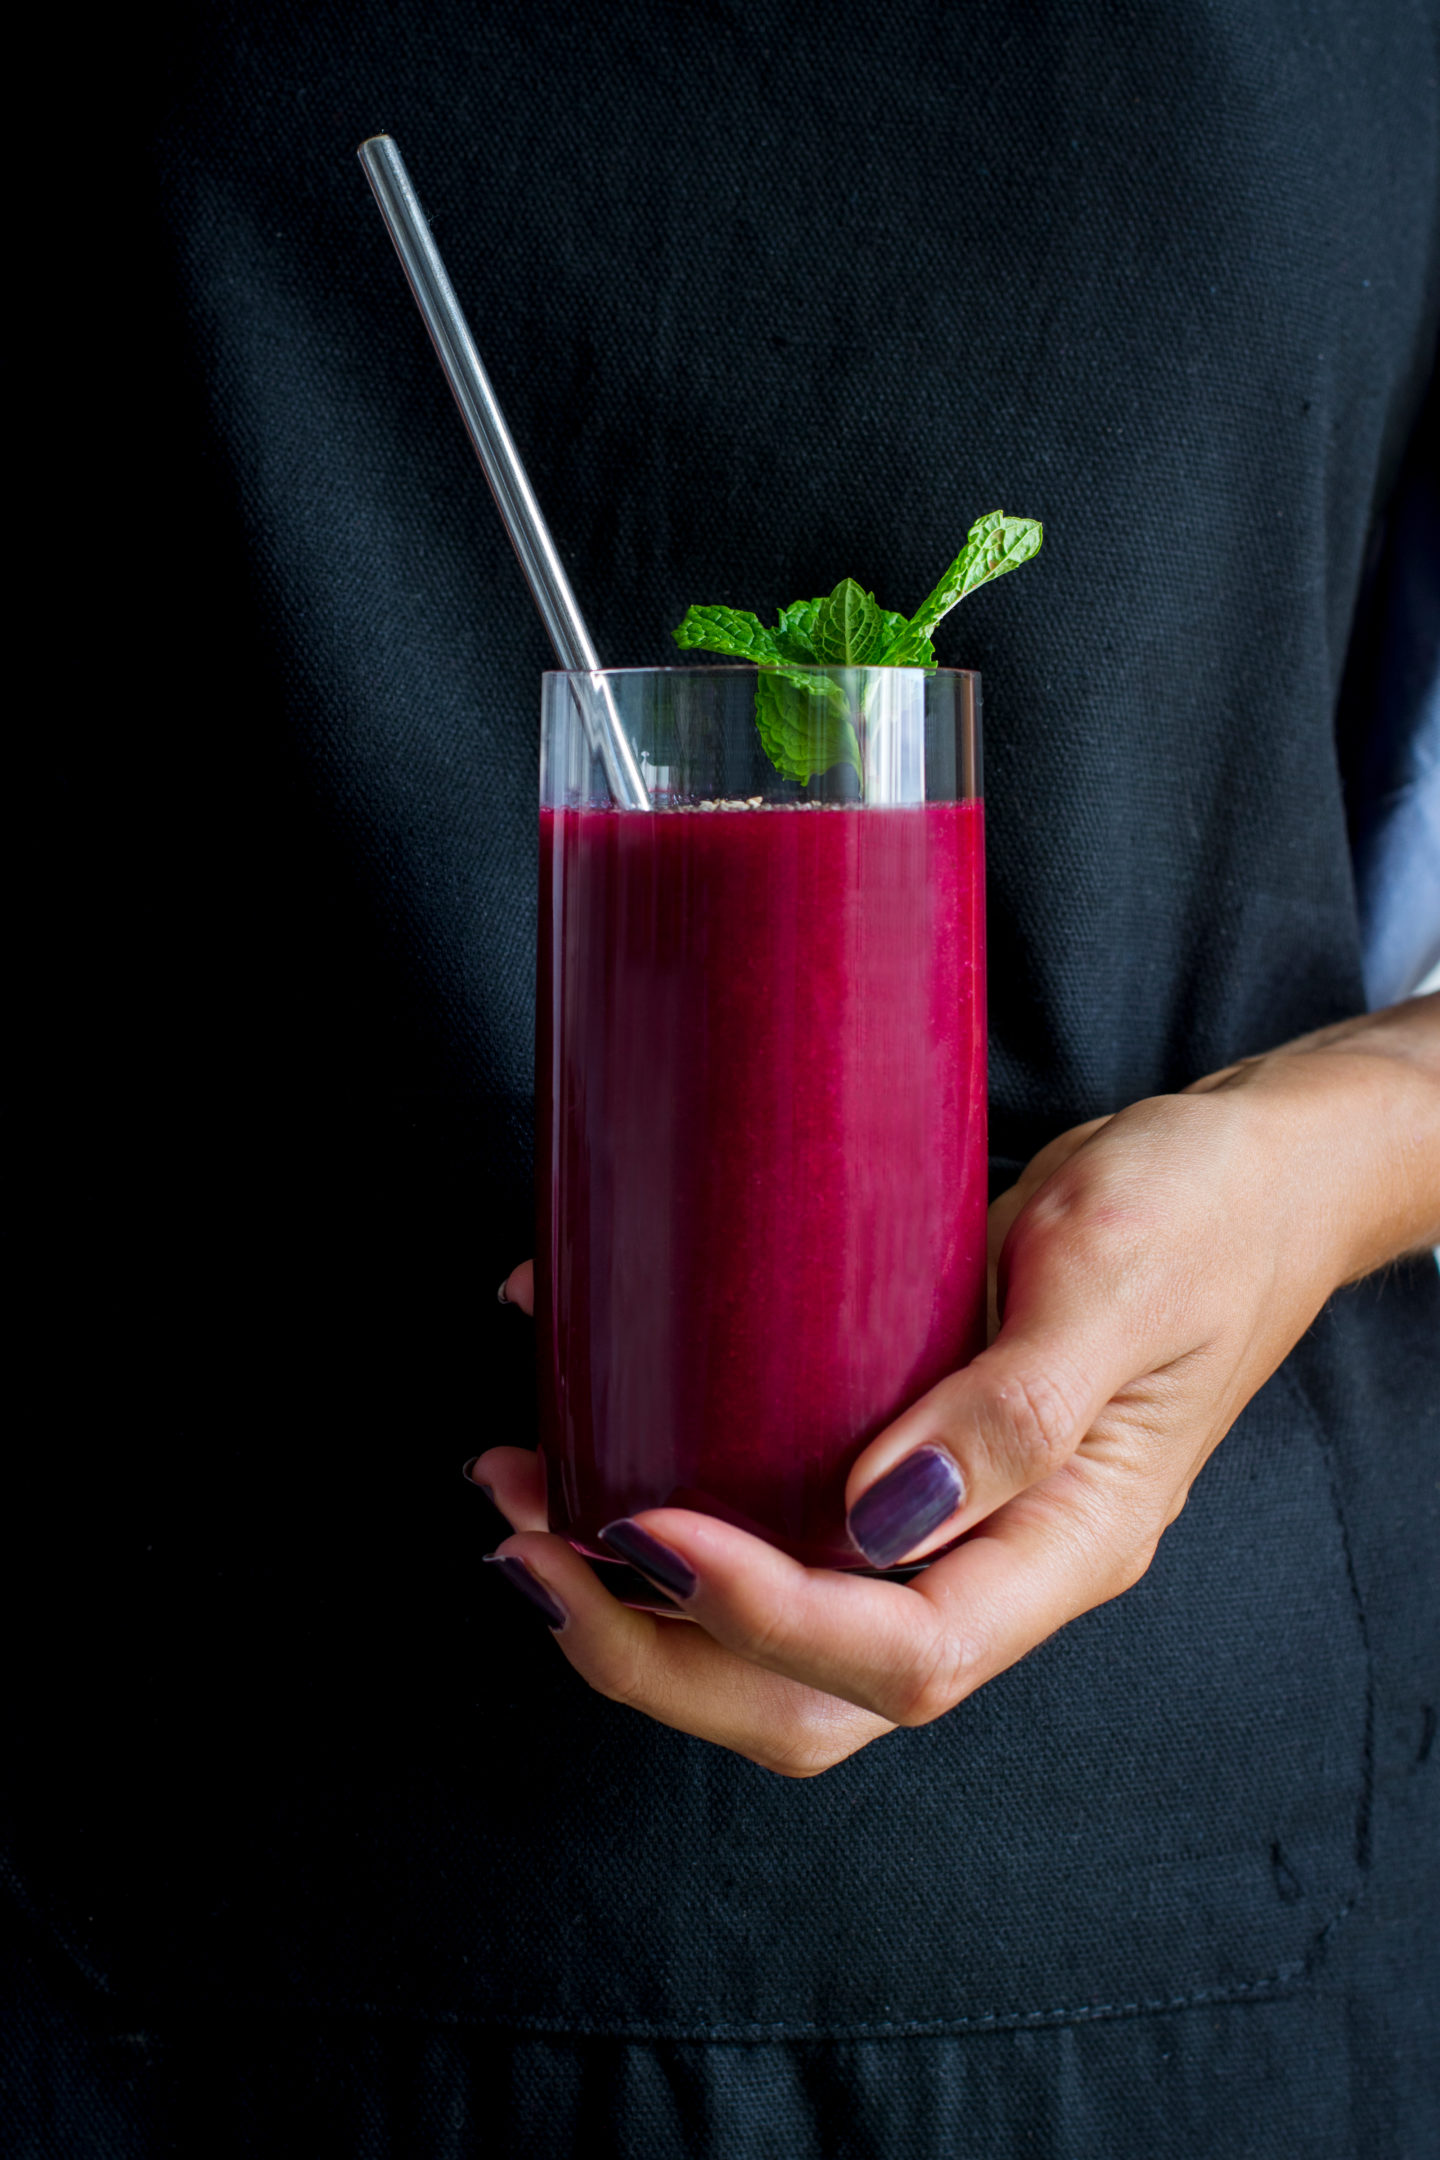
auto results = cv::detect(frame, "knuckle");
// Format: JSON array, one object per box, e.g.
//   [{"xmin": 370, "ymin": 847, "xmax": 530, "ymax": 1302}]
[
  {"xmin": 587, "ymin": 1635, "xmax": 653, "ymax": 1712},
  {"xmin": 1161, "ymin": 1476, "xmax": 1196, "ymax": 1530},
  {"xmin": 728, "ymin": 1584, "xmax": 807, "ymax": 1671},
  {"xmin": 890, "ymin": 1628, "xmax": 971, "ymax": 1729},
  {"xmin": 1097, "ymin": 1505, "xmax": 1165, "ymax": 1596},
  {"xmin": 1067, "ymin": 1484, "xmax": 1166, "ymax": 1601},
  {"xmin": 758, "ymin": 1727, "xmax": 853, "ymax": 1780},
  {"xmin": 985, "ymin": 1366, "xmax": 1082, "ymax": 1480},
  {"xmin": 1108, "ymin": 1538, "xmax": 1158, "ymax": 1596},
  {"xmin": 763, "ymin": 1696, "xmax": 889, "ymax": 1778},
  {"xmin": 1015, "ymin": 1181, "xmax": 1157, "ymax": 1309}
]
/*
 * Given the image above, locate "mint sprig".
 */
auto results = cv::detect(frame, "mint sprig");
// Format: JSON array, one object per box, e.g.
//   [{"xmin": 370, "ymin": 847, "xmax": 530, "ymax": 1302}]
[
  {"xmin": 673, "ymin": 510, "xmax": 1042, "ymax": 783},
  {"xmin": 880, "ymin": 513, "xmax": 1044, "ymax": 665}
]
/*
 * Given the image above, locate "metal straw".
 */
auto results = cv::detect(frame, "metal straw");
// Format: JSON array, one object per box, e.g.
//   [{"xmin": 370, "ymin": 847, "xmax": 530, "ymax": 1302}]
[{"xmin": 357, "ymin": 134, "xmax": 650, "ymax": 810}]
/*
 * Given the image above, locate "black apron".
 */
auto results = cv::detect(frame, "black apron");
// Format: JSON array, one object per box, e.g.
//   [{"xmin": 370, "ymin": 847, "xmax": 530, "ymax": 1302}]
[{"xmin": 10, "ymin": 1, "xmax": 1438, "ymax": 2151}]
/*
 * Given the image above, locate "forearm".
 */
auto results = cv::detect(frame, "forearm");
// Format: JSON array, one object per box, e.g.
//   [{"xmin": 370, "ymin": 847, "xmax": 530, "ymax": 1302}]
[{"xmin": 1186, "ymin": 991, "xmax": 1440, "ymax": 1284}]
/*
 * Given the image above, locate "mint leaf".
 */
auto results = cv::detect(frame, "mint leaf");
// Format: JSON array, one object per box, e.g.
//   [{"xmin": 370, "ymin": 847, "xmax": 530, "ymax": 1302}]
[
  {"xmin": 755, "ymin": 667, "xmax": 861, "ymax": 784},
  {"xmin": 871, "ymin": 604, "xmax": 933, "ymax": 666},
  {"xmin": 673, "ymin": 508, "xmax": 1041, "ymax": 783},
  {"xmin": 780, "ymin": 595, "xmax": 910, "ymax": 662},
  {"xmin": 880, "ymin": 511, "xmax": 1043, "ymax": 661},
  {"xmin": 812, "ymin": 578, "xmax": 883, "ymax": 664},
  {"xmin": 671, "ymin": 601, "xmax": 856, "ymax": 779},
  {"xmin": 672, "ymin": 604, "xmax": 782, "ymax": 661},
  {"xmin": 774, "ymin": 597, "xmax": 823, "ymax": 660}
]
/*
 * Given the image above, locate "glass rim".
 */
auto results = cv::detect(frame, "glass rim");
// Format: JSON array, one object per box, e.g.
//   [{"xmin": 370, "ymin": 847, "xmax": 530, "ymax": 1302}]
[{"xmin": 541, "ymin": 663, "xmax": 981, "ymax": 681}]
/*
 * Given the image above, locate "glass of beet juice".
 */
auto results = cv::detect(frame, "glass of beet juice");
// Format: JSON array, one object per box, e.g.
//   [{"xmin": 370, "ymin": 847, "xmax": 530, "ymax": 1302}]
[{"xmin": 536, "ymin": 665, "xmax": 985, "ymax": 1602}]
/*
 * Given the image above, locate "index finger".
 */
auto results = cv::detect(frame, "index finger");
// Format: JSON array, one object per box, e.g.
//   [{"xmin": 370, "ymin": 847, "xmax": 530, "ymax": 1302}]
[
  {"xmin": 491, "ymin": 1527, "xmax": 895, "ymax": 1777},
  {"xmin": 601, "ymin": 1466, "xmax": 1157, "ymax": 1728}
]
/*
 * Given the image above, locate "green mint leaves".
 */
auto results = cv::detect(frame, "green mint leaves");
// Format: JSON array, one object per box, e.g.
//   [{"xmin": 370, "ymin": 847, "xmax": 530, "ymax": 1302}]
[
  {"xmin": 754, "ymin": 670, "xmax": 861, "ymax": 785},
  {"xmin": 670, "ymin": 604, "xmax": 862, "ymax": 780},
  {"xmin": 773, "ymin": 598, "xmax": 823, "ymax": 659},
  {"xmin": 881, "ymin": 512, "xmax": 1044, "ymax": 664},
  {"xmin": 812, "ymin": 579, "xmax": 881, "ymax": 663},
  {"xmin": 671, "ymin": 605, "xmax": 781, "ymax": 662},
  {"xmin": 672, "ymin": 510, "xmax": 1042, "ymax": 782}
]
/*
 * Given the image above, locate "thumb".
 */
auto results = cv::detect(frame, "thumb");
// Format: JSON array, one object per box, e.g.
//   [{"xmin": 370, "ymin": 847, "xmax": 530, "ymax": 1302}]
[
  {"xmin": 844, "ymin": 1282, "xmax": 1139, "ymax": 1573},
  {"xmin": 499, "ymin": 1260, "xmax": 535, "ymax": 1315}
]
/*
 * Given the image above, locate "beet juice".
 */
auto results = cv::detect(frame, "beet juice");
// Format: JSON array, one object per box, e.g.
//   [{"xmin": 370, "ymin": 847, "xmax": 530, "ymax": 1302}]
[{"xmin": 536, "ymin": 779, "xmax": 986, "ymax": 1570}]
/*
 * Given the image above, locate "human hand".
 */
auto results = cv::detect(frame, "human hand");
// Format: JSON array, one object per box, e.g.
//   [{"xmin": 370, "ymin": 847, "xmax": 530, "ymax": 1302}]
[{"xmin": 475, "ymin": 1001, "xmax": 1440, "ymax": 1777}]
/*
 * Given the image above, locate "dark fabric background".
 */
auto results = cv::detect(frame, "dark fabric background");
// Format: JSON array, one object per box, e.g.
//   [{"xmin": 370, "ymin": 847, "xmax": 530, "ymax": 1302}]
[{"xmin": 10, "ymin": 0, "xmax": 1439, "ymax": 2152}]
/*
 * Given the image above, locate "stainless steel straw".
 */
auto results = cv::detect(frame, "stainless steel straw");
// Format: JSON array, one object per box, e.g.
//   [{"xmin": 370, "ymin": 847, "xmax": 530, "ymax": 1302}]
[{"xmin": 357, "ymin": 134, "xmax": 650, "ymax": 810}]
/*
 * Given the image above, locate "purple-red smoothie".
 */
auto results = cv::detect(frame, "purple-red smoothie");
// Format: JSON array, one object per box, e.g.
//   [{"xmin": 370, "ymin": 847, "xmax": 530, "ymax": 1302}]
[{"xmin": 536, "ymin": 798, "xmax": 987, "ymax": 1569}]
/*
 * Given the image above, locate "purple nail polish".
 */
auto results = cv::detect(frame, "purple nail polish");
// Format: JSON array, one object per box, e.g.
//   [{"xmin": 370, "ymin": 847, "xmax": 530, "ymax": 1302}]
[
  {"xmin": 484, "ymin": 1553, "xmax": 567, "ymax": 1629},
  {"xmin": 496, "ymin": 1279, "xmax": 511, "ymax": 1306},
  {"xmin": 598, "ymin": 1520, "xmax": 698, "ymax": 1601},
  {"xmin": 847, "ymin": 1446, "xmax": 965, "ymax": 1569}
]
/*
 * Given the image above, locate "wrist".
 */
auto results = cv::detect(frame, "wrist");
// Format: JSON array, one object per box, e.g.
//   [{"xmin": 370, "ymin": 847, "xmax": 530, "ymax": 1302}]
[{"xmin": 1203, "ymin": 1024, "xmax": 1440, "ymax": 1288}]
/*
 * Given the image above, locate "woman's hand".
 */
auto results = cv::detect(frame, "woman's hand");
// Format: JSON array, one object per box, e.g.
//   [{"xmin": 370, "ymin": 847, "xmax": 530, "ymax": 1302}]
[{"xmin": 475, "ymin": 997, "xmax": 1440, "ymax": 1777}]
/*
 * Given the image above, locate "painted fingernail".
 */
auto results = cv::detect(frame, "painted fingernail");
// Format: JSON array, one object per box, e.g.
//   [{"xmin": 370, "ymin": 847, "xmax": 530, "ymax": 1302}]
[
  {"xmin": 497, "ymin": 1278, "xmax": 511, "ymax": 1306},
  {"xmin": 598, "ymin": 1520, "xmax": 698, "ymax": 1601},
  {"xmin": 461, "ymin": 1459, "xmax": 494, "ymax": 1497},
  {"xmin": 484, "ymin": 1553, "xmax": 567, "ymax": 1629},
  {"xmin": 847, "ymin": 1446, "xmax": 965, "ymax": 1569}
]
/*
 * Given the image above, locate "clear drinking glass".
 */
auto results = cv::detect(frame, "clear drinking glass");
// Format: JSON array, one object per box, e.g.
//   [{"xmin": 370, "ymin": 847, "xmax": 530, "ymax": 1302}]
[{"xmin": 537, "ymin": 666, "xmax": 985, "ymax": 1599}]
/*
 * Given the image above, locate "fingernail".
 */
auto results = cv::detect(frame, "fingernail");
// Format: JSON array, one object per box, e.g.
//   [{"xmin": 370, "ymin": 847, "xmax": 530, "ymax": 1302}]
[
  {"xmin": 847, "ymin": 1446, "xmax": 965, "ymax": 1569},
  {"xmin": 598, "ymin": 1519, "xmax": 698, "ymax": 1601},
  {"xmin": 484, "ymin": 1553, "xmax": 567, "ymax": 1629},
  {"xmin": 461, "ymin": 1459, "xmax": 493, "ymax": 1497},
  {"xmin": 497, "ymin": 1278, "xmax": 510, "ymax": 1306}
]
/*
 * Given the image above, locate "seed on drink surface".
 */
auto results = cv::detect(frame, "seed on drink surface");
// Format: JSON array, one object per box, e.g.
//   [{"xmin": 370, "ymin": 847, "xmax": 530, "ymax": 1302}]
[{"xmin": 663, "ymin": 796, "xmax": 847, "ymax": 811}]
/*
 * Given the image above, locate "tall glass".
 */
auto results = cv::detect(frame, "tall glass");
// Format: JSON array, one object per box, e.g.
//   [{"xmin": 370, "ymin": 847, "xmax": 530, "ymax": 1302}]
[{"xmin": 536, "ymin": 667, "xmax": 985, "ymax": 1592}]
